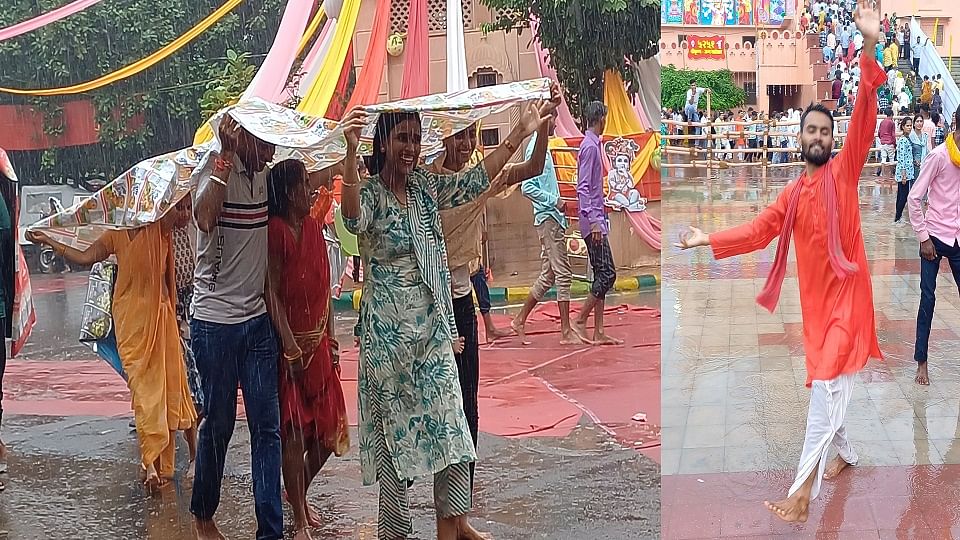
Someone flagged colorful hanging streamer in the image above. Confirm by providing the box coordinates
[195,1,326,144]
[446,0,468,92]
[400,0,430,98]
[297,0,362,117]
[0,0,104,43]
[344,0,393,110]
[242,0,317,104]
[0,0,243,96]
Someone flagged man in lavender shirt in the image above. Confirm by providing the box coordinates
[574,101,622,345]
[908,108,960,386]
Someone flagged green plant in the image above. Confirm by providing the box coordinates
[199,49,257,120]
[479,0,660,121]
[0,0,284,185]
[661,66,746,111]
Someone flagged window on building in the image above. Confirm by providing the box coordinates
[744,82,758,105]
[481,128,500,147]
[678,34,686,45]
[742,36,756,47]
[475,69,499,88]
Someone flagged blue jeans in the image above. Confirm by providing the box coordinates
[189,313,282,540]
[915,237,960,363]
[471,266,492,315]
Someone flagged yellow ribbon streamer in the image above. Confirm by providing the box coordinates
[0,0,243,96]
[296,0,362,117]
[297,5,327,57]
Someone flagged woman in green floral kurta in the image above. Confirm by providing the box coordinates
[340,104,549,539]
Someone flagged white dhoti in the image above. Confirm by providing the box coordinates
[788,372,859,501]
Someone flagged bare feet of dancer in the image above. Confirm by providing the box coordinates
[763,494,810,523]
[822,455,852,480]
[571,319,591,344]
[764,460,817,523]
[0,440,8,474]
[916,361,930,385]
[486,324,511,341]
[195,518,226,540]
[185,459,196,482]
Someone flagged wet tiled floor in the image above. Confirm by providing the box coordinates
[662,164,960,538]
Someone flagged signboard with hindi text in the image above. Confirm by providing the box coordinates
[687,36,726,60]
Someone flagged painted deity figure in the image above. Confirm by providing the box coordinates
[603,138,645,212]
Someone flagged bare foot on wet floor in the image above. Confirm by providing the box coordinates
[293,527,313,540]
[916,362,930,386]
[487,326,512,340]
[185,460,196,482]
[143,465,161,494]
[763,494,810,523]
[195,518,226,540]
[822,455,852,480]
[458,519,493,540]
[559,330,586,345]
[571,320,591,343]
[306,504,322,527]
[510,319,530,345]
[593,333,623,346]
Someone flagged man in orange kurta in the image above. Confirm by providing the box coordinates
[677,1,883,523]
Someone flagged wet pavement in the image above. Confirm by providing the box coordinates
[662,164,960,538]
[1,274,660,539]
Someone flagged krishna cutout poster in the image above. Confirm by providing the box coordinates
[603,137,645,213]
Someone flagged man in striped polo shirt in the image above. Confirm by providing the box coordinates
[190,115,282,540]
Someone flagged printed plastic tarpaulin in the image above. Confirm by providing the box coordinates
[29,79,552,249]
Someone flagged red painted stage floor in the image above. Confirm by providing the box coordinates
[5,300,660,462]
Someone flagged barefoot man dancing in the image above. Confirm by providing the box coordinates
[677,1,883,522]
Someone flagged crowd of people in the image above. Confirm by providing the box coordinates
[5,79,635,539]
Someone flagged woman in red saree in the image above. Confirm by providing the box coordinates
[266,159,350,540]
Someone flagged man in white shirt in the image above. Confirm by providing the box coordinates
[685,80,710,148]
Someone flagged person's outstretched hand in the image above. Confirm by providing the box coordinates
[853,0,880,45]
[675,226,710,249]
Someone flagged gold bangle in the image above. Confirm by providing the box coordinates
[341,179,360,188]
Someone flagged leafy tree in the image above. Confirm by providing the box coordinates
[0,0,285,184]
[661,66,746,112]
[479,0,660,122]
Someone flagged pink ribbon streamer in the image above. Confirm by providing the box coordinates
[400,0,430,98]
[242,0,316,103]
[0,0,104,42]
[625,210,662,251]
[530,17,582,138]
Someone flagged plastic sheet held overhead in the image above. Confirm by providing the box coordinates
[0,0,243,96]
[30,79,552,248]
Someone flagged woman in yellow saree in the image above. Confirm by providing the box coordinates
[27,200,197,491]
